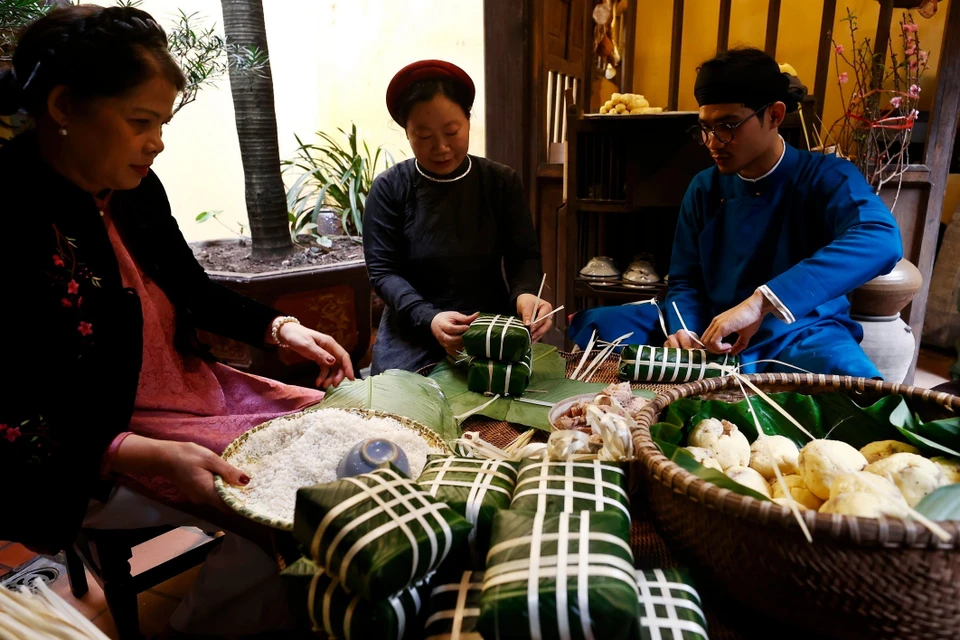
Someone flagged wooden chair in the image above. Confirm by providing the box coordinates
[65,526,222,640]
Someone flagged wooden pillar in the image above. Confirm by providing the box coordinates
[813,0,837,123]
[717,0,732,53]
[765,0,782,57]
[905,0,960,382]
[667,0,684,111]
[620,2,635,94]
[484,0,532,182]
[872,0,895,87]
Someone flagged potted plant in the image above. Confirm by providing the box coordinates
[192,122,396,383]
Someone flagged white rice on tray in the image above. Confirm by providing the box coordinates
[222,408,445,524]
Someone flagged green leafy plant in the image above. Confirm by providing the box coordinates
[1,1,267,116]
[196,210,245,238]
[283,123,396,242]
[165,8,268,114]
[0,0,51,61]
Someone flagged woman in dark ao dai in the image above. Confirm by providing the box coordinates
[364,60,553,373]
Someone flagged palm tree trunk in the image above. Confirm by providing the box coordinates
[220,0,291,260]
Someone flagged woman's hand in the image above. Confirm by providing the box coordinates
[278,323,356,389]
[431,311,479,358]
[113,435,249,508]
[516,294,553,342]
[159,442,250,506]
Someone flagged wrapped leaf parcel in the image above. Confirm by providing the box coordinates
[510,459,631,521]
[478,510,640,640]
[417,455,518,563]
[422,570,485,640]
[466,348,533,397]
[618,345,738,383]
[462,313,532,362]
[281,557,424,640]
[293,466,472,600]
[634,568,708,640]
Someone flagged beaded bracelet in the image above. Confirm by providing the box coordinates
[270,315,301,346]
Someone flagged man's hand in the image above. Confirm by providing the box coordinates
[664,330,703,349]
[700,290,772,355]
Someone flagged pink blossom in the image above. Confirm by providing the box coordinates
[4,427,21,442]
[909,84,921,96]
[52,255,64,267]
[905,45,917,56]
[909,59,918,69]
[78,321,93,337]
[77,296,83,308]
[61,297,72,308]
[835,45,844,54]
[0,424,6,433]
[839,72,849,84]
[910,109,920,119]
[67,279,79,294]
[890,96,902,108]
[903,23,918,33]
[919,50,929,64]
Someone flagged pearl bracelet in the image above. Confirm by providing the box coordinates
[270,316,300,346]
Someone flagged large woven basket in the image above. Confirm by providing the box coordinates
[632,373,960,640]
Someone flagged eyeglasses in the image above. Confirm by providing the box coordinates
[688,103,772,145]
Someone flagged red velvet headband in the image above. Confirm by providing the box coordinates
[386,60,475,126]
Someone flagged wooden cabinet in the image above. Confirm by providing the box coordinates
[554,111,712,348]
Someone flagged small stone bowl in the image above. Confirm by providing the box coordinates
[337,438,410,478]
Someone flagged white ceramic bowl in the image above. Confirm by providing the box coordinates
[580,256,621,279]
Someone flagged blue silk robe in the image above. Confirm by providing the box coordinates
[570,143,903,378]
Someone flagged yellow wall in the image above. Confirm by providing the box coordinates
[134,0,484,241]
[631,0,949,124]
[630,0,951,217]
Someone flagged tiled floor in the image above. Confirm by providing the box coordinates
[2,347,956,638]
[914,346,955,389]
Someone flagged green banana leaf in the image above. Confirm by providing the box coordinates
[653,391,960,511]
[660,392,955,452]
[914,484,960,520]
[429,343,655,431]
[913,417,960,452]
[315,369,460,443]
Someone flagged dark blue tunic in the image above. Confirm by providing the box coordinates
[570,143,903,378]
[363,155,542,374]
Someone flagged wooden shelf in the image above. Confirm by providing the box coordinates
[582,111,699,120]
[574,279,665,302]
[575,200,631,213]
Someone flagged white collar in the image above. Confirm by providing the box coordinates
[738,135,786,183]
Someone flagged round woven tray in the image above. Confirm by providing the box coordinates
[216,408,450,531]
[632,373,960,640]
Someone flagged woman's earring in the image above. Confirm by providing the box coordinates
[58,125,68,136]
